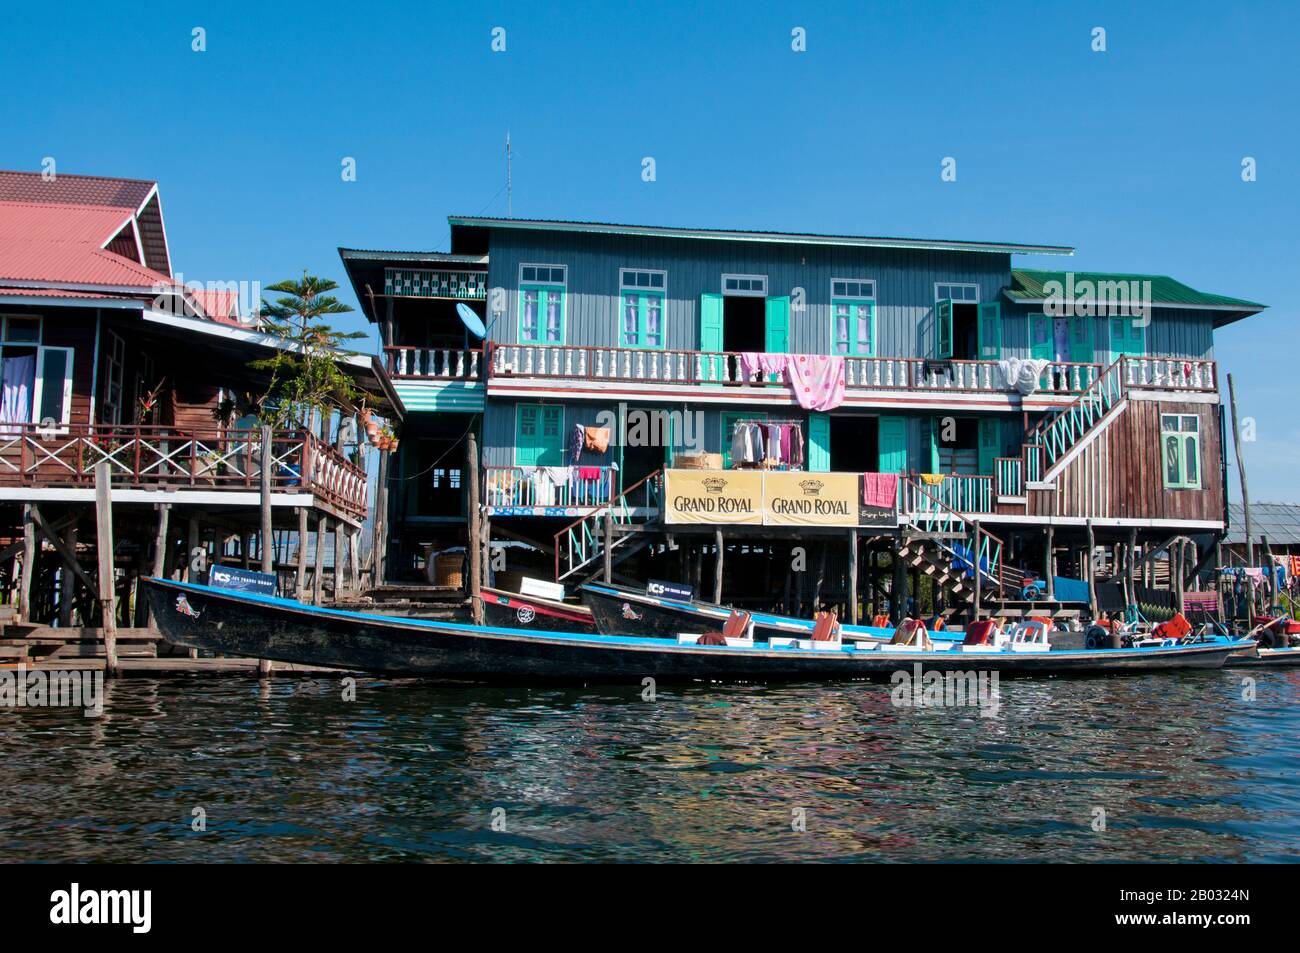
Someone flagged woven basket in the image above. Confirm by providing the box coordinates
[432,553,464,589]
[674,452,723,470]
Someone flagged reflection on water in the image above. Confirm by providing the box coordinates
[1,671,1298,862]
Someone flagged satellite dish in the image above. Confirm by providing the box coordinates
[456,303,488,339]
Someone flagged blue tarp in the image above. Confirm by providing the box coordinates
[1051,575,1090,604]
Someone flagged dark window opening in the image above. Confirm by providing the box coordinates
[952,303,979,360]
[829,415,879,472]
[416,440,465,517]
[723,296,766,353]
[937,417,979,475]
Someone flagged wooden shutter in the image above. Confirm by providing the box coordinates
[807,412,831,472]
[877,416,907,473]
[977,302,1002,359]
[936,299,954,359]
[765,296,790,353]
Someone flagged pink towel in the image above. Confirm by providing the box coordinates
[738,352,765,381]
[759,354,790,377]
[787,354,846,411]
[577,466,601,481]
[861,472,898,508]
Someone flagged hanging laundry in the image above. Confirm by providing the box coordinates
[584,427,610,453]
[577,465,601,481]
[759,354,790,378]
[738,352,765,381]
[786,355,846,411]
[861,472,899,508]
[920,473,945,486]
[569,424,584,464]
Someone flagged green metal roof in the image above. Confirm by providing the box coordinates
[1007,269,1265,313]
[448,216,1075,257]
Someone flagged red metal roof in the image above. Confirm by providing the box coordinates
[0,200,171,288]
[0,171,156,210]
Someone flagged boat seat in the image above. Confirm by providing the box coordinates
[695,631,728,646]
[888,618,933,650]
[722,610,753,639]
[963,619,1000,646]
[811,610,841,643]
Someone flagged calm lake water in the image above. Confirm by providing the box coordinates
[2,670,1298,862]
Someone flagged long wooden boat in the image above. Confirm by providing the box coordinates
[579,581,951,643]
[1224,645,1300,667]
[481,585,596,633]
[144,578,1249,681]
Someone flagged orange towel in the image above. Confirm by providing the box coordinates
[584,427,610,453]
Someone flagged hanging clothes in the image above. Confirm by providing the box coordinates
[738,352,765,381]
[569,424,584,464]
[760,354,791,377]
[0,354,35,436]
[862,472,899,508]
[787,355,846,411]
[584,427,610,453]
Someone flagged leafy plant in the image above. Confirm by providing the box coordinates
[250,272,370,430]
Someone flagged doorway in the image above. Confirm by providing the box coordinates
[951,303,978,360]
[830,415,878,472]
[723,296,766,353]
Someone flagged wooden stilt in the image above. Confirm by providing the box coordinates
[712,528,724,603]
[812,542,827,613]
[1086,519,1097,618]
[19,504,36,623]
[972,519,983,620]
[848,529,859,625]
[1227,373,1254,568]
[348,526,361,593]
[94,462,119,676]
[313,514,327,606]
[59,520,78,627]
[1127,527,1139,613]
[372,447,390,587]
[481,511,491,591]
[603,510,614,584]
[333,520,346,603]
[890,543,906,624]
[295,507,308,599]
[466,430,483,624]
[1044,525,1055,602]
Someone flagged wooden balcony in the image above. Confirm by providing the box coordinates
[0,424,368,521]
[487,344,1105,396]
[385,346,481,379]
[484,465,615,513]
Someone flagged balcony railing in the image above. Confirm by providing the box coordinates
[487,344,1103,396]
[1120,356,1216,391]
[0,424,368,520]
[484,465,615,510]
[385,347,481,379]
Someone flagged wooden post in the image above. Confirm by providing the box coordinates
[18,504,36,623]
[1227,373,1254,568]
[481,511,491,590]
[1262,534,1277,611]
[145,503,170,628]
[59,520,78,627]
[890,545,907,624]
[1044,525,1055,602]
[1174,539,1186,615]
[972,519,983,621]
[812,542,827,612]
[1127,527,1139,612]
[1086,519,1097,618]
[348,526,361,593]
[259,425,274,574]
[295,508,308,599]
[603,510,614,584]
[848,529,859,625]
[334,520,346,603]
[184,515,200,582]
[372,446,389,587]
[94,463,118,676]
[712,528,724,603]
[466,430,483,624]
[313,514,327,606]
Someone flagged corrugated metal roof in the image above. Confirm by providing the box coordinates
[448,216,1075,256]
[339,247,488,265]
[0,200,171,288]
[1226,503,1300,546]
[0,171,156,210]
[1007,269,1265,311]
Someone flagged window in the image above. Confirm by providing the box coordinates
[830,278,876,356]
[934,283,979,304]
[0,316,73,432]
[515,404,565,467]
[518,264,566,344]
[1161,414,1201,489]
[103,330,126,424]
[1109,315,1146,362]
[432,468,462,489]
[722,274,767,297]
[619,269,667,348]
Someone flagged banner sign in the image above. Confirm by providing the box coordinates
[209,565,278,596]
[647,579,694,602]
[663,470,763,525]
[762,471,859,526]
[663,469,866,527]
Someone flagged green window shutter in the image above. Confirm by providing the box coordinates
[765,296,790,353]
[1109,316,1146,362]
[1069,316,1093,364]
[700,293,724,351]
[1028,314,1052,360]
[919,417,940,473]
[538,406,564,465]
[977,302,1002,359]
[877,416,907,473]
[936,299,954,359]
[807,412,831,472]
[516,404,541,466]
[861,301,876,356]
[978,418,1000,476]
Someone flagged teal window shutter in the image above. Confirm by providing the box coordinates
[877,416,907,473]
[699,293,724,351]
[977,302,1002,359]
[920,417,940,473]
[1069,316,1093,363]
[936,299,954,359]
[1028,314,1051,360]
[515,404,564,466]
[807,412,831,472]
[832,300,876,355]
[765,296,790,353]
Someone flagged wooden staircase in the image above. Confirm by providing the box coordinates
[553,470,662,583]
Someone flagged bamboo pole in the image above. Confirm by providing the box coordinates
[712,528,724,603]
[372,447,389,587]
[1086,519,1097,618]
[848,529,859,625]
[94,463,118,676]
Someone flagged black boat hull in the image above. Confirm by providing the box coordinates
[145,578,1245,682]
[481,588,596,633]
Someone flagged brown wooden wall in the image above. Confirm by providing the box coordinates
[1028,397,1224,524]
[35,308,97,427]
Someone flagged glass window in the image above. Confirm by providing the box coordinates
[1160,414,1201,489]
[2,316,41,343]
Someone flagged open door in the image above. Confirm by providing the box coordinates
[807,412,830,472]
[978,418,1001,476]
[700,293,724,379]
[977,302,1001,359]
[765,296,790,353]
[936,299,954,359]
[878,416,907,473]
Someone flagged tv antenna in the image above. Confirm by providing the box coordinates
[506,131,512,217]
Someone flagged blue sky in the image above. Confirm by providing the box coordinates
[3,0,1296,500]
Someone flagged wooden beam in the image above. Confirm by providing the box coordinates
[812,542,827,612]
[94,462,119,676]
[1227,373,1253,567]
[30,505,96,595]
[184,515,200,583]
[713,528,724,604]
[372,445,390,585]
[313,514,327,606]
[1044,525,1055,601]
[973,520,983,620]
[848,529,859,625]
[59,519,79,627]
[603,510,614,584]
[334,519,346,602]
[1086,518,1097,618]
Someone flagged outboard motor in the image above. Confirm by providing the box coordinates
[1085,622,1122,650]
